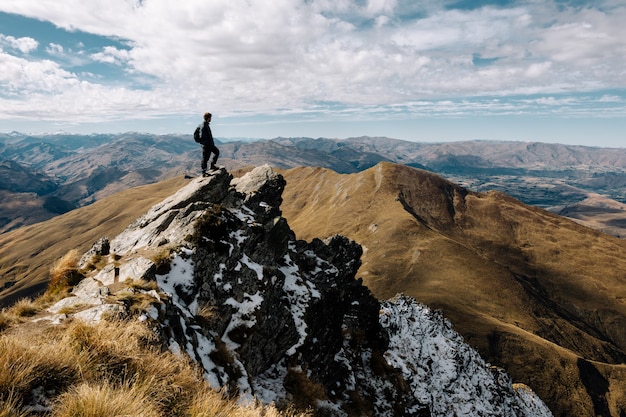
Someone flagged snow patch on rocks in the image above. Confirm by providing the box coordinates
[381,295,553,417]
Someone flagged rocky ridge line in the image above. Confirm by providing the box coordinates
[42,165,553,417]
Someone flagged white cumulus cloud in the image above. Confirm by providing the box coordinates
[46,43,64,56]
[0,34,38,53]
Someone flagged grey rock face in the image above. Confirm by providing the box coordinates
[78,236,110,269]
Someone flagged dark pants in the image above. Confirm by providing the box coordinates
[202,144,219,170]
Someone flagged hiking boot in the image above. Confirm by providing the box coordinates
[210,164,218,171]
[202,170,209,177]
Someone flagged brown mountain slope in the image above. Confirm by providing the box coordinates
[2,163,625,415]
[560,194,626,238]
[0,175,190,306]
[278,162,626,417]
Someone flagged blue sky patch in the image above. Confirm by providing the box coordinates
[472,53,500,67]
[447,0,512,11]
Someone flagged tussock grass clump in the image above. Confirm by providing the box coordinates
[10,298,40,318]
[0,300,37,332]
[62,319,157,379]
[81,254,108,272]
[111,279,164,316]
[190,205,229,248]
[151,248,173,275]
[196,304,219,327]
[126,278,159,292]
[0,298,44,332]
[46,250,85,297]
[113,289,161,316]
[0,331,82,402]
[0,298,49,332]
[186,389,240,417]
[0,311,12,332]
[51,381,161,417]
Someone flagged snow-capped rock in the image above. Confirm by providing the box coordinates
[380,295,553,416]
[69,165,552,416]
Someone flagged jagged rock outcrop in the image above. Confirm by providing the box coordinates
[50,165,553,416]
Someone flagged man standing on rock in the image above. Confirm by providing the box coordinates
[200,112,220,176]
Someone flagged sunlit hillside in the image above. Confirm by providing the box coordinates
[2,162,626,416]
[278,162,626,417]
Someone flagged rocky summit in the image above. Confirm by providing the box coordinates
[45,165,552,416]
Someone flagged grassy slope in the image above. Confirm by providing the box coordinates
[2,163,626,415]
[0,175,190,307]
[0,294,307,417]
[560,194,626,238]
[278,163,626,417]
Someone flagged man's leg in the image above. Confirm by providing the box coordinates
[202,146,210,170]
[201,146,210,174]
[210,145,220,169]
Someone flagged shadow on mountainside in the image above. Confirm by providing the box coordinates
[278,162,626,417]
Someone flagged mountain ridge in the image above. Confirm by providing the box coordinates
[277,162,626,416]
[2,162,626,415]
[1,165,552,416]
[0,175,191,306]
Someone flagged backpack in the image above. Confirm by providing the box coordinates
[193,124,203,143]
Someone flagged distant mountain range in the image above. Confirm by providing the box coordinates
[2,132,626,236]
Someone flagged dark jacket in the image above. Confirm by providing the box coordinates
[201,121,214,146]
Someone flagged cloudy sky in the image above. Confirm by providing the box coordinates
[0,0,625,146]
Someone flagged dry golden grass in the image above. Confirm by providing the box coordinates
[187,390,268,417]
[151,247,173,274]
[81,253,108,272]
[188,390,306,417]
[0,297,49,332]
[0,390,30,417]
[109,279,165,316]
[0,314,309,417]
[0,311,11,332]
[7,298,39,318]
[117,292,159,316]
[560,194,626,238]
[195,304,220,328]
[125,278,159,291]
[47,249,84,296]
[0,175,190,306]
[51,381,161,417]
[0,190,53,235]
[0,328,82,401]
